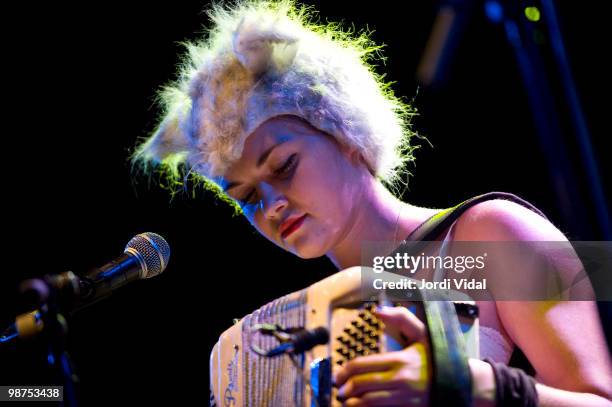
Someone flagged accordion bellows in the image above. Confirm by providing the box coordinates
[209,267,479,406]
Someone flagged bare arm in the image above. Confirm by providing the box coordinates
[456,199,612,406]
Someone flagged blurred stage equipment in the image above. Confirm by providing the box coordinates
[417,0,611,241]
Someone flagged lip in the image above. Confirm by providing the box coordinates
[279,214,307,239]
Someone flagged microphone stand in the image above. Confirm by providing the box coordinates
[18,273,81,407]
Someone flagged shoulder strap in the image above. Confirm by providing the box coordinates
[406,191,548,243]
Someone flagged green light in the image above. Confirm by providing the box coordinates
[525,6,541,22]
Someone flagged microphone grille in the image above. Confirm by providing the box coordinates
[124,232,171,278]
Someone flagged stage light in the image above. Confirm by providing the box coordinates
[524,6,541,22]
[485,1,504,23]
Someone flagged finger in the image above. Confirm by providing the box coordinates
[343,390,422,407]
[334,352,404,388]
[337,370,397,400]
[373,306,426,341]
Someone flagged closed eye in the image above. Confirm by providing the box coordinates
[239,154,298,206]
[274,153,298,176]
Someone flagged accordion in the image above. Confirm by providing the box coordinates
[210,267,479,407]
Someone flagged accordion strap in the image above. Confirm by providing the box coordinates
[422,293,472,407]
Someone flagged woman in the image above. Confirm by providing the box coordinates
[133,1,611,405]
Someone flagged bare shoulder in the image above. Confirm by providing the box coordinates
[452,200,612,397]
[452,197,568,242]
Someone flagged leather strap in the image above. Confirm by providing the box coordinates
[422,293,473,407]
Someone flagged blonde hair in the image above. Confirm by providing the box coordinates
[132,0,418,199]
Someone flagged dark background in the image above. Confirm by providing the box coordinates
[1,1,610,405]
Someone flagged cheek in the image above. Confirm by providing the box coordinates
[296,150,356,219]
[288,151,359,248]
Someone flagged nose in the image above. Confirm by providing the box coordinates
[260,182,288,220]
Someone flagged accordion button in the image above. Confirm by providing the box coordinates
[351,320,365,330]
[346,327,359,337]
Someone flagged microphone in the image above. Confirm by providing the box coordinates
[288,327,330,354]
[250,324,330,357]
[1,232,170,342]
[77,232,170,308]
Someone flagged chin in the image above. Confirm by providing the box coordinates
[287,236,330,259]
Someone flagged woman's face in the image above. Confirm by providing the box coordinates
[220,115,367,258]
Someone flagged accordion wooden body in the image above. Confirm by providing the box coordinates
[210,267,479,407]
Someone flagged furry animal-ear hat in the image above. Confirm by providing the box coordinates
[133,0,416,187]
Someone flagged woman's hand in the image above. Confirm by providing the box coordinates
[332,306,432,406]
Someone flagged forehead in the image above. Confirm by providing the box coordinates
[243,115,316,159]
[245,116,295,152]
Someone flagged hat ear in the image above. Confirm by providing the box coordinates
[135,98,193,164]
[232,15,299,76]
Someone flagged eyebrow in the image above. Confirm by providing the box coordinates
[223,139,288,192]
